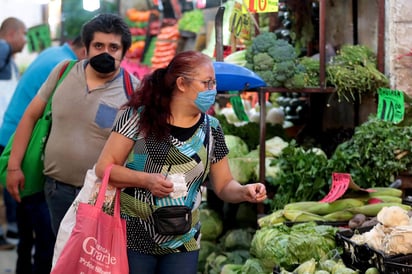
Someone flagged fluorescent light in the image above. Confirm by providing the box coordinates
[83,0,100,12]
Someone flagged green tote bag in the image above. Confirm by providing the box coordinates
[0,60,76,198]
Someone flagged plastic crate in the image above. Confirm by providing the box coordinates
[376,253,412,273]
[335,227,376,272]
[336,227,412,273]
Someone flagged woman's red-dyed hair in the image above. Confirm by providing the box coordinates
[127,50,212,140]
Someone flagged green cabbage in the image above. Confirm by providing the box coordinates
[200,208,223,241]
[228,157,258,184]
[264,136,288,157]
[222,228,254,251]
[220,264,243,274]
[241,258,270,274]
[225,135,249,158]
[198,240,217,273]
[293,258,316,274]
[250,222,338,271]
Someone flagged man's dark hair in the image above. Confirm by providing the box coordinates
[81,13,131,57]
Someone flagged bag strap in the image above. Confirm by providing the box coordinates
[122,69,134,99]
[95,164,121,218]
[42,60,77,118]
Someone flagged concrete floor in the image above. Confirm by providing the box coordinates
[0,248,16,274]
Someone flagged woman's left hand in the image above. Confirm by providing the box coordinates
[244,183,267,203]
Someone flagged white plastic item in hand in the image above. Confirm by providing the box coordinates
[167,173,187,199]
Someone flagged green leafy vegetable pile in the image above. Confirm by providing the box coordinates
[327,44,389,102]
[177,9,205,33]
[328,115,412,188]
[250,222,338,271]
[265,140,330,211]
[298,56,320,87]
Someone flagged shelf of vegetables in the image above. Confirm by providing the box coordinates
[223,35,390,191]
[218,0,389,191]
[198,1,396,273]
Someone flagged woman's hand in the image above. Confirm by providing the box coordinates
[146,173,174,198]
[243,183,267,203]
[6,169,24,202]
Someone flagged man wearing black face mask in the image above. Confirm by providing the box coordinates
[89,52,116,73]
[6,13,140,241]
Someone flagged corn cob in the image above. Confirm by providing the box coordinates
[323,210,354,221]
[284,201,331,215]
[257,210,286,228]
[327,198,365,212]
[367,187,403,197]
[348,203,411,216]
[283,209,325,222]
[367,195,402,204]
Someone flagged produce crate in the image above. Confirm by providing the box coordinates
[402,195,412,206]
[336,227,412,273]
[384,254,412,273]
[335,227,376,272]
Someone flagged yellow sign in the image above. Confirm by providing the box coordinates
[229,2,252,40]
[243,0,279,13]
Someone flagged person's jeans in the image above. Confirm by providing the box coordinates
[44,176,81,236]
[127,249,199,274]
[15,192,55,274]
[3,188,17,224]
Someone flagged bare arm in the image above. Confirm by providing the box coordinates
[208,156,267,203]
[95,132,173,197]
[6,95,47,202]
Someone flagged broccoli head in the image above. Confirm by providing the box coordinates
[253,53,275,71]
[284,72,306,89]
[245,32,304,88]
[250,32,278,54]
[257,70,282,87]
[273,60,296,83]
[245,46,254,64]
[267,39,297,63]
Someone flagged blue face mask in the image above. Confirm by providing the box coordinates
[194,89,217,113]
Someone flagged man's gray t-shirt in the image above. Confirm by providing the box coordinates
[38,60,139,187]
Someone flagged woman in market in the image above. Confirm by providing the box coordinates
[95,50,267,274]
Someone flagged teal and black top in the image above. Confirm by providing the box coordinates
[113,107,229,255]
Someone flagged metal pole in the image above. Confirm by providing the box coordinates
[319,0,326,89]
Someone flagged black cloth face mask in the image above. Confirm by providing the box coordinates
[89,53,116,73]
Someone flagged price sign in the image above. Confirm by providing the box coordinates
[377,88,404,124]
[320,172,371,203]
[245,0,279,13]
[320,173,351,203]
[229,2,252,39]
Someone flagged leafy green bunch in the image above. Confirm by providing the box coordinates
[328,115,412,188]
[326,45,389,102]
[265,140,330,210]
